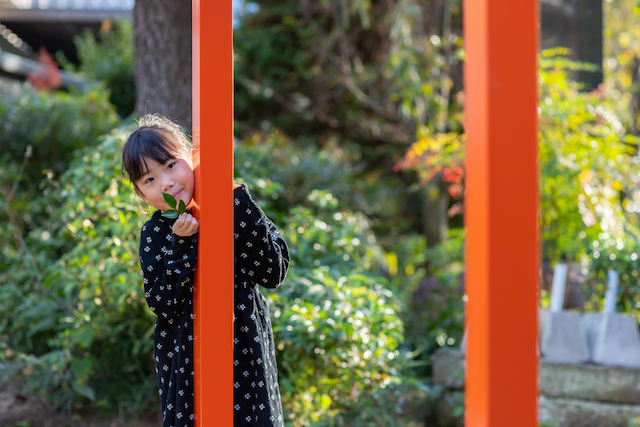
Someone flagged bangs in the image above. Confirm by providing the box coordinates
[122,128,184,185]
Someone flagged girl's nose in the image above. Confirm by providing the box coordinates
[162,177,175,192]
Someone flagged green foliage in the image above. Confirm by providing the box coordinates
[271,262,419,425]
[0,125,427,423]
[233,0,466,251]
[233,131,409,237]
[233,0,462,167]
[539,49,640,261]
[603,0,640,133]
[0,74,129,415]
[160,193,186,219]
[235,135,428,425]
[0,27,140,412]
[58,19,135,118]
[398,50,640,263]
[584,238,640,315]
[385,0,464,135]
[0,85,119,192]
[403,230,465,378]
[1,129,156,414]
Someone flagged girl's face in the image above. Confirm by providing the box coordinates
[134,152,195,211]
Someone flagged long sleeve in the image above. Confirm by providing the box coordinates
[234,184,290,289]
[139,214,198,320]
[233,185,287,426]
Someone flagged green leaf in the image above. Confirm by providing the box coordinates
[320,394,332,409]
[72,326,95,349]
[178,199,186,214]
[70,357,94,378]
[161,209,179,219]
[72,382,96,401]
[162,192,177,208]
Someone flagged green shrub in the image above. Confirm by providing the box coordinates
[233,130,410,236]
[58,19,135,118]
[0,85,119,193]
[271,209,427,426]
[272,262,416,425]
[1,127,427,424]
[407,230,465,373]
[236,138,428,425]
[1,128,155,414]
[396,50,640,264]
[538,50,640,261]
[584,238,640,314]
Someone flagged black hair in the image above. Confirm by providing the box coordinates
[122,114,191,190]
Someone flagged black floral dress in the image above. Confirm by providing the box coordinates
[138,184,289,427]
[233,184,290,426]
[140,210,198,427]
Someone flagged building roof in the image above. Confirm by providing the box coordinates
[0,0,132,23]
[0,0,132,84]
[0,0,133,11]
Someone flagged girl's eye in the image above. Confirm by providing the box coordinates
[145,177,154,184]
[168,162,177,170]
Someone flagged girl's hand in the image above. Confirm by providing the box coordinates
[172,213,199,237]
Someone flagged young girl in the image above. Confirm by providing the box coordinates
[121,115,290,427]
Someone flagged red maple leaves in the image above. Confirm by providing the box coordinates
[27,47,61,91]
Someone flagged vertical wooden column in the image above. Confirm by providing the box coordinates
[192,1,234,425]
[464,0,539,426]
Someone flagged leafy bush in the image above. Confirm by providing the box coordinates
[0,85,119,192]
[233,130,409,236]
[536,50,640,316]
[397,50,640,263]
[365,227,465,382]
[406,230,465,372]
[271,240,419,425]
[58,19,136,118]
[0,81,126,374]
[235,137,428,425]
[586,239,640,313]
[1,126,427,424]
[1,129,156,414]
[538,49,640,261]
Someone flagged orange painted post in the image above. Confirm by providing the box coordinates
[192,1,234,426]
[464,0,539,425]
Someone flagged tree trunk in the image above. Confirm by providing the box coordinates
[422,178,449,248]
[133,0,192,131]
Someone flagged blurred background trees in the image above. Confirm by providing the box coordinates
[234,0,465,247]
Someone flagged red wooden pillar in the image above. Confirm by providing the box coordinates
[192,1,234,425]
[464,0,539,426]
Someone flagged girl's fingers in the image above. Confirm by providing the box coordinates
[172,213,199,236]
[187,225,196,236]
[182,216,198,236]
[188,217,199,234]
[172,214,186,234]
[178,213,191,226]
